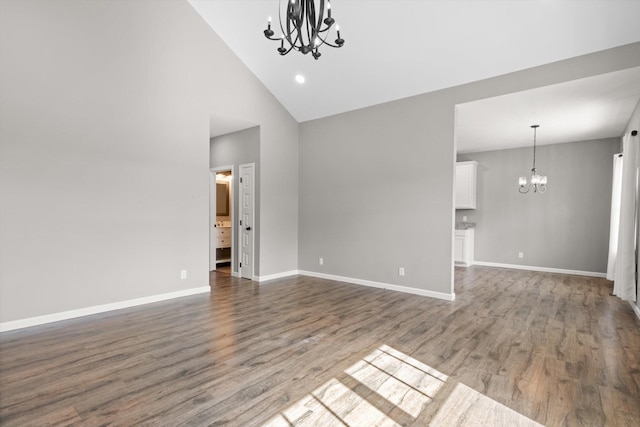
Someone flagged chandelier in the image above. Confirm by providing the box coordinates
[263,0,344,60]
[519,125,547,193]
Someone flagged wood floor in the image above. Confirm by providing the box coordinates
[1,267,639,426]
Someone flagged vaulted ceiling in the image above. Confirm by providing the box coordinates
[190,1,640,150]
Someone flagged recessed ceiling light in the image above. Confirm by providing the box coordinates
[295,74,305,84]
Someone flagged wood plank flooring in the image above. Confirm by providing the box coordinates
[1,266,639,426]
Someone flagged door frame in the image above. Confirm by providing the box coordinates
[210,166,236,275]
[239,162,255,280]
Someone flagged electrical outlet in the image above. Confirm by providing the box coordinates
[319,257,324,265]
[181,270,187,279]
[518,252,524,259]
[399,267,405,276]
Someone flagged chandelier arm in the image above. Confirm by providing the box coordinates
[291,0,302,27]
[519,184,531,194]
[306,0,313,36]
[319,38,341,48]
[314,0,324,43]
[278,1,292,43]
[299,0,309,48]
[278,28,301,55]
[282,18,302,48]
[278,0,287,35]
[312,26,343,49]
[295,26,306,48]
[294,6,307,50]
[281,31,296,49]
[310,22,335,47]
[304,3,313,49]
[277,38,297,55]
[281,15,303,51]
[286,0,305,50]
[311,29,331,47]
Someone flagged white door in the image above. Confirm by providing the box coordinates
[239,163,255,280]
[209,171,217,271]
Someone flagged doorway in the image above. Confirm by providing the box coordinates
[210,167,234,273]
[209,124,260,280]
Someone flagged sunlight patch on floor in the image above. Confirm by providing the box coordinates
[263,378,398,427]
[262,344,541,426]
[430,382,543,427]
[345,346,444,417]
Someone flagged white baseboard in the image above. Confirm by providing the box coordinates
[257,270,300,282]
[255,268,455,301]
[0,286,211,333]
[472,261,606,278]
[454,261,472,267]
[631,302,640,321]
[298,270,455,301]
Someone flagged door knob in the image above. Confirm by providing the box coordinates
[246,226,251,231]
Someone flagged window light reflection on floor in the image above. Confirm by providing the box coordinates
[430,382,543,427]
[262,344,542,426]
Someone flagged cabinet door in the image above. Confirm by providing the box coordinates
[217,236,231,248]
[454,235,465,264]
[455,162,477,209]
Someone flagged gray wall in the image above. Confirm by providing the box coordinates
[299,43,640,298]
[299,93,455,294]
[211,126,260,274]
[0,0,298,323]
[457,138,620,273]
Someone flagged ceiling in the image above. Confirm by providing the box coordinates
[456,67,640,153]
[191,0,640,149]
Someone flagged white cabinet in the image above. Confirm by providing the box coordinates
[216,227,231,248]
[455,161,478,209]
[216,226,231,263]
[454,229,474,267]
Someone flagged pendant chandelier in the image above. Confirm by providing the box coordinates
[263,0,344,60]
[519,125,547,194]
